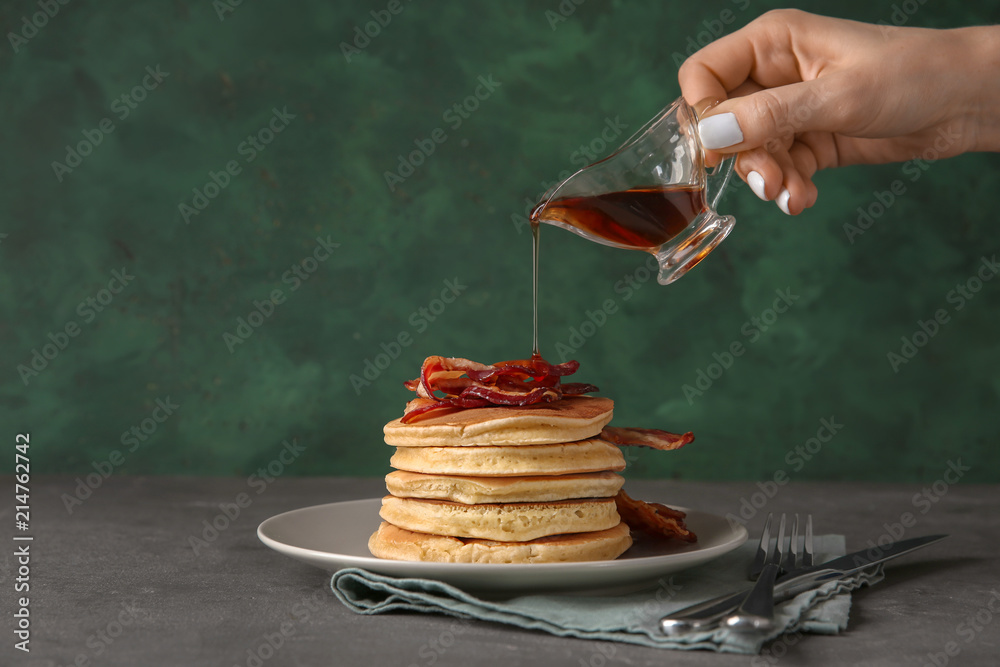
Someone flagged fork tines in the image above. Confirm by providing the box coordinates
[750,512,815,580]
[773,513,788,569]
[785,514,800,572]
[748,513,773,580]
[803,514,814,567]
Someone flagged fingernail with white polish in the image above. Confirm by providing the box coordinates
[698,113,744,150]
[747,171,767,201]
[776,188,791,215]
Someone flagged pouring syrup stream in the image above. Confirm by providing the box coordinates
[531,218,541,358]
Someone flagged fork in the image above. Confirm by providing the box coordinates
[723,513,814,633]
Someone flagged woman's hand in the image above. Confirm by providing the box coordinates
[679,9,1000,214]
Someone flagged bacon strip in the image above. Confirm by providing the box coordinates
[614,489,697,543]
[399,355,597,423]
[464,358,581,382]
[402,398,457,420]
[560,382,600,395]
[419,357,492,399]
[601,427,694,451]
[459,384,560,405]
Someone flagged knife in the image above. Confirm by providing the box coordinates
[659,534,948,635]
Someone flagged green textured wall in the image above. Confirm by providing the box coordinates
[2,0,998,482]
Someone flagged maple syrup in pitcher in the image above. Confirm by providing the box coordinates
[532,185,706,251]
[529,184,706,355]
[526,97,742,350]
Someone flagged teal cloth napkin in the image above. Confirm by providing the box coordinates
[331,535,884,654]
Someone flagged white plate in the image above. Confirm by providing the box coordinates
[258,498,747,594]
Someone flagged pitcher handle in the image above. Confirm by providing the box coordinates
[706,155,735,210]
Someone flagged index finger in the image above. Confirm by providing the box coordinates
[677,32,756,107]
[677,12,805,107]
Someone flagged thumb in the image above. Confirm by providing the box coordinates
[697,80,845,153]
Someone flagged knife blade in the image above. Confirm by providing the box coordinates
[659,533,948,635]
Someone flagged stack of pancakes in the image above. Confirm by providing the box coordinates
[368,396,635,563]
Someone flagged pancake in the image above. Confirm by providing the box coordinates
[389,439,625,476]
[385,470,625,504]
[383,396,614,447]
[379,495,620,541]
[368,521,633,563]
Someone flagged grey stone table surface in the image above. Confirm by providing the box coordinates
[4,475,999,667]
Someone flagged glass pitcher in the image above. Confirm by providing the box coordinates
[531,97,735,285]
